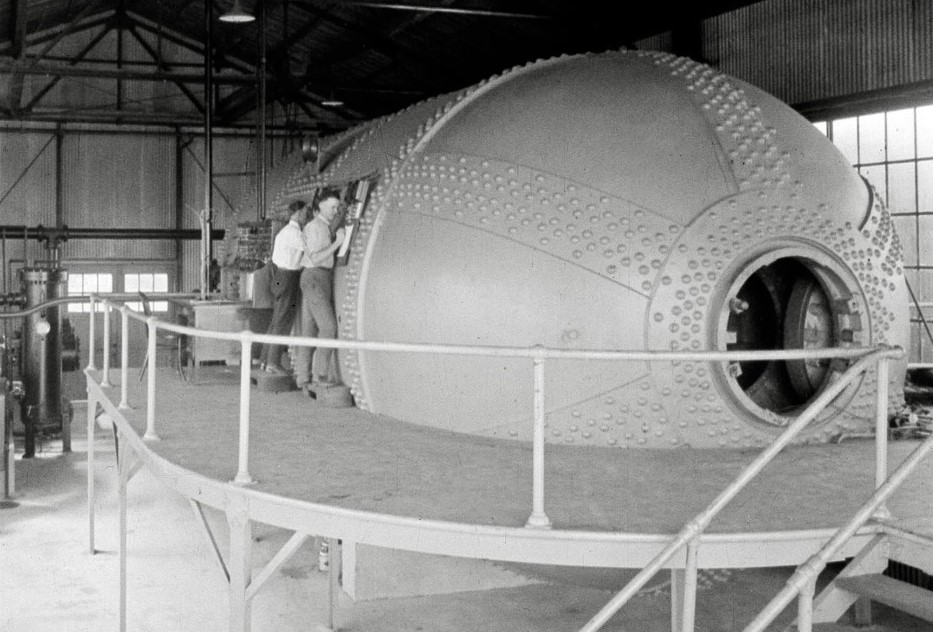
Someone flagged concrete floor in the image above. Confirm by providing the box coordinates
[3,420,933,632]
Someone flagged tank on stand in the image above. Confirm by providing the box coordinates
[20,267,67,457]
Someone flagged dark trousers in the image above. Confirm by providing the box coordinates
[259,266,301,369]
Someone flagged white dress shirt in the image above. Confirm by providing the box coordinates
[271,220,304,270]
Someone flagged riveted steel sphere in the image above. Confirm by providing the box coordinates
[274,50,908,448]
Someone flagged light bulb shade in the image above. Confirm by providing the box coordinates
[220,0,255,23]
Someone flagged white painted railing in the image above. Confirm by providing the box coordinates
[77,292,920,632]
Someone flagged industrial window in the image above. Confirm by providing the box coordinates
[814,105,933,361]
[67,273,113,313]
[124,273,169,312]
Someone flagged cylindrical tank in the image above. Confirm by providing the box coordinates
[21,267,66,432]
[270,50,909,449]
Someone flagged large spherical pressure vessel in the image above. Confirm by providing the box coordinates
[275,50,908,448]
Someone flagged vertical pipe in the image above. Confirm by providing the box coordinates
[874,356,890,516]
[5,439,13,497]
[55,126,64,231]
[202,0,214,301]
[61,403,71,453]
[175,130,185,295]
[87,295,96,371]
[234,334,253,484]
[258,1,267,220]
[525,351,551,529]
[143,320,159,441]
[101,304,112,387]
[86,390,96,554]
[118,307,130,410]
[0,387,9,502]
[681,541,699,632]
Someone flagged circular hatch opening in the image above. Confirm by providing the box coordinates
[716,249,864,427]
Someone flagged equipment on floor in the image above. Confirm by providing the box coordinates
[251,370,297,393]
[304,381,353,408]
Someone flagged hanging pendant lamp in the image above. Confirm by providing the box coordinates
[219,0,255,23]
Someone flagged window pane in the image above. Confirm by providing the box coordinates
[125,301,142,311]
[832,117,858,164]
[98,274,113,293]
[918,105,933,158]
[139,274,154,292]
[153,301,168,312]
[919,215,933,267]
[68,274,83,293]
[894,215,917,266]
[68,302,82,313]
[124,274,139,292]
[886,108,915,162]
[153,274,168,292]
[888,162,916,215]
[812,121,827,135]
[858,113,886,164]
[84,275,98,293]
[860,165,886,204]
[919,161,933,216]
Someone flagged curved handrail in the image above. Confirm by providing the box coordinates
[74,291,908,632]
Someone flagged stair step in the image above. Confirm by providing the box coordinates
[834,573,933,622]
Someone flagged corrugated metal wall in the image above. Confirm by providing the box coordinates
[0,131,56,226]
[704,0,933,106]
[62,133,176,260]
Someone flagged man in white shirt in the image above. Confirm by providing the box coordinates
[260,199,310,374]
[294,191,345,389]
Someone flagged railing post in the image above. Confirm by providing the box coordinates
[678,540,700,632]
[874,355,890,517]
[526,348,551,529]
[226,494,253,632]
[796,575,816,632]
[86,384,96,555]
[233,332,254,485]
[101,303,112,387]
[143,319,160,441]
[118,440,128,632]
[119,306,131,410]
[86,295,96,371]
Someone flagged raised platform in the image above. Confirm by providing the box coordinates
[87,368,933,569]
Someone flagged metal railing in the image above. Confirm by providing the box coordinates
[77,292,918,632]
[743,428,933,632]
